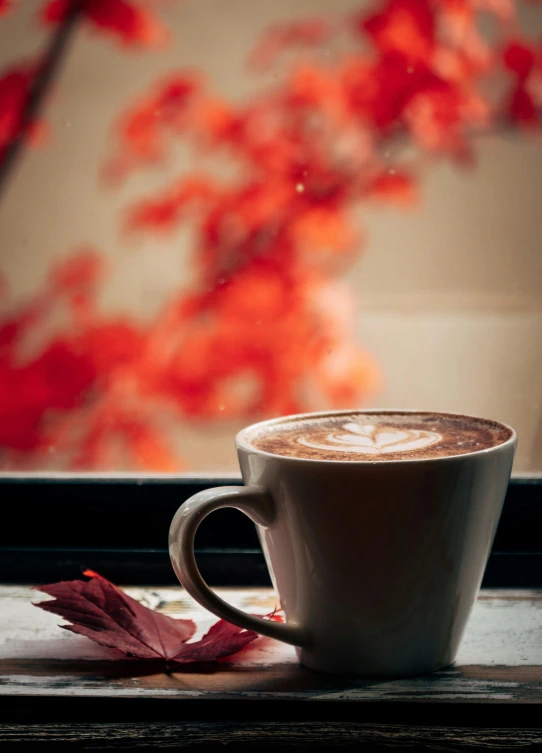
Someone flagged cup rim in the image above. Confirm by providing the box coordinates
[235,409,517,465]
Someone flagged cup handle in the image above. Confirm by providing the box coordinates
[169,486,311,647]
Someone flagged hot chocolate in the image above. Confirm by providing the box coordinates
[247,411,512,461]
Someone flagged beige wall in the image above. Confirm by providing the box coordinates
[1,0,541,471]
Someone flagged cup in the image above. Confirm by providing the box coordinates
[169,410,516,677]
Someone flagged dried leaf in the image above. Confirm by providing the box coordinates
[172,619,261,665]
[34,571,259,666]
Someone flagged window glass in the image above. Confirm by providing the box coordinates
[0,0,541,473]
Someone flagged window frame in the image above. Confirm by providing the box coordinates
[1,474,541,586]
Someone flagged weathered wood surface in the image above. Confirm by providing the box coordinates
[3,587,542,749]
[2,586,542,705]
[4,721,542,751]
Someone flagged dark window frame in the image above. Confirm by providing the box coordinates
[1,474,541,586]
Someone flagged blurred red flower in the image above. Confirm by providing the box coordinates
[41,0,169,47]
[0,0,16,17]
[0,0,539,469]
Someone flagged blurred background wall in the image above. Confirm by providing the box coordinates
[0,0,541,471]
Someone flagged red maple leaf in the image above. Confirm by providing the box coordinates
[41,0,169,48]
[169,617,267,665]
[34,571,260,666]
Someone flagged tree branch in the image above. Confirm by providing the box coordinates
[0,0,84,198]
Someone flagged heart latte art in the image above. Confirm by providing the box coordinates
[247,412,512,461]
[298,422,442,455]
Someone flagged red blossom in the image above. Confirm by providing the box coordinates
[121,422,180,472]
[368,171,418,206]
[50,248,106,293]
[501,39,542,127]
[105,74,199,180]
[0,340,96,451]
[360,0,436,63]
[0,0,539,470]
[507,86,539,127]
[405,79,490,154]
[41,0,169,48]
[503,40,537,82]
[127,176,218,233]
[250,18,335,70]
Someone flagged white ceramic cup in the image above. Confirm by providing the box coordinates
[169,410,516,677]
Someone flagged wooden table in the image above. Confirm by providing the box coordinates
[2,586,542,750]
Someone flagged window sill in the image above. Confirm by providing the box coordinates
[2,476,542,587]
[2,585,542,748]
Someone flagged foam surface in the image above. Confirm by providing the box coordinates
[248,412,512,461]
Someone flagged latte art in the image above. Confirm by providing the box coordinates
[298,422,442,455]
[247,411,512,462]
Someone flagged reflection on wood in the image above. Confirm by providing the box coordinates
[2,587,542,701]
[2,586,542,748]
